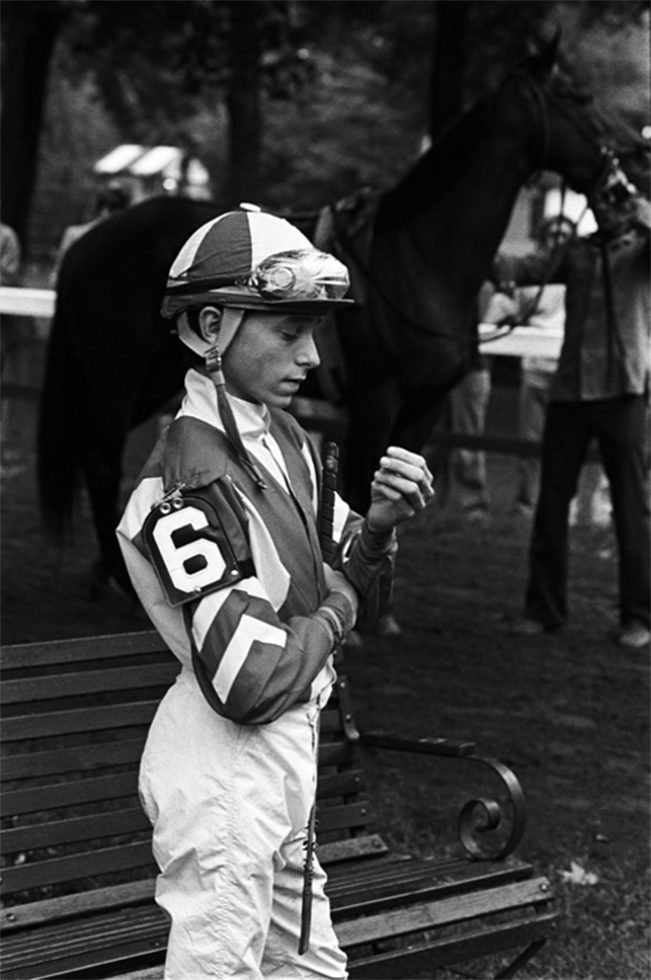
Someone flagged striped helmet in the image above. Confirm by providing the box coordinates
[161,205,353,321]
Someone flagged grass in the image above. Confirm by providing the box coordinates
[341,479,650,980]
[2,377,649,978]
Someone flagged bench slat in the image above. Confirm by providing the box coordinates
[3,664,180,704]
[336,877,553,947]
[1,632,167,669]
[2,880,156,932]
[2,904,165,962]
[1,702,159,741]
[1,840,387,933]
[328,853,530,895]
[2,841,156,892]
[317,742,356,767]
[316,768,364,800]
[3,768,365,821]
[348,913,557,979]
[316,834,389,864]
[330,858,537,918]
[312,801,373,834]
[2,807,150,852]
[3,738,354,782]
[2,773,139,817]
[4,801,375,855]
[1,740,143,780]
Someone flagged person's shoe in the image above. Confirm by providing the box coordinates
[508,617,548,636]
[465,507,490,527]
[375,613,402,637]
[618,622,650,650]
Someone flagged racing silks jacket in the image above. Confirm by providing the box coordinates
[117,374,396,726]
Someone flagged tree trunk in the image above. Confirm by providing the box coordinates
[226,0,262,203]
[429,0,471,141]
[1,1,69,250]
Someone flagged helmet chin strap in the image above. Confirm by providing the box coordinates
[176,307,245,358]
[204,336,268,492]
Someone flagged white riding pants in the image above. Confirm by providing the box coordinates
[139,669,347,979]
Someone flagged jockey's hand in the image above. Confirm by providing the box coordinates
[366,447,435,532]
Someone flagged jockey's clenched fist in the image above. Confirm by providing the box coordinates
[367,446,435,532]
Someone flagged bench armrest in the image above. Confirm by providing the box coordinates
[358,727,527,862]
[359,730,477,757]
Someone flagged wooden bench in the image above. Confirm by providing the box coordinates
[1,630,557,979]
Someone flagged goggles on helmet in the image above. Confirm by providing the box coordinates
[162,247,353,318]
[248,249,349,302]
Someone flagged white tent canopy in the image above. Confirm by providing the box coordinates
[93,144,211,199]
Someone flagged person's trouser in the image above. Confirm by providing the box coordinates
[525,395,650,630]
[139,669,348,979]
[434,367,491,514]
[516,372,551,509]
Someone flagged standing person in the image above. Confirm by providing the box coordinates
[1,220,21,285]
[116,207,434,979]
[511,215,575,516]
[494,187,650,649]
[430,282,495,525]
[0,220,27,475]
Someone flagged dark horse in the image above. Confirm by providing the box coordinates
[38,37,620,597]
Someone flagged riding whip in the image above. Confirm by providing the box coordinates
[298,440,340,956]
[319,441,339,566]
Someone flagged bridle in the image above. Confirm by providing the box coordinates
[496,68,619,203]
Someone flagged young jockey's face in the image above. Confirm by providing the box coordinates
[223,311,322,407]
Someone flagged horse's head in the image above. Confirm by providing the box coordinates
[498,33,645,209]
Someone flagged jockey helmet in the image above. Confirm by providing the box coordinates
[161,206,352,324]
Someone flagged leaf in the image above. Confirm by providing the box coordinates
[559,860,600,886]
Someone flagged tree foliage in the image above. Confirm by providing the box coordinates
[1,0,648,258]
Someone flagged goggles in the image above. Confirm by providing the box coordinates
[247,249,350,302]
[162,247,352,318]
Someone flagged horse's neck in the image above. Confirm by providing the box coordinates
[378,144,528,322]
[380,99,535,294]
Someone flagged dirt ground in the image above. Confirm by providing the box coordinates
[1,369,649,978]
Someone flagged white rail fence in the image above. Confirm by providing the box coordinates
[0,287,563,359]
[0,287,570,460]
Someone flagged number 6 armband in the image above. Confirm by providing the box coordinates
[142,494,254,607]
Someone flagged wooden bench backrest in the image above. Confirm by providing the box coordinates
[1,631,387,929]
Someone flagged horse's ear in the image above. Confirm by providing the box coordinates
[540,29,561,73]
[521,28,561,81]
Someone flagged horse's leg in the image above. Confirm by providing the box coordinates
[130,343,186,428]
[343,377,401,514]
[340,379,402,645]
[81,426,134,602]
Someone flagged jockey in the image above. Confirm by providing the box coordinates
[116,205,434,979]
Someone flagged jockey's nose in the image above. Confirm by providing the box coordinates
[296,332,320,369]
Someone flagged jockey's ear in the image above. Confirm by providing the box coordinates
[197,307,223,345]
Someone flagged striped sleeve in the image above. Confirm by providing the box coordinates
[330,494,397,605]
[185,573,354,724]
[118,472,356,726]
